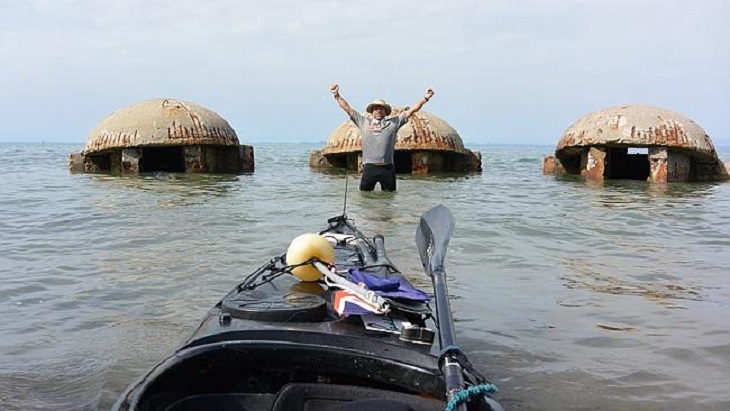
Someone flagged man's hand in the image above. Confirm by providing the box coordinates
[424,87,435,100]
[330,83,354,116]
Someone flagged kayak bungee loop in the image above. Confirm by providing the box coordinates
[444,383,500,411]
[237,255,322,291]
[236,256,283,290]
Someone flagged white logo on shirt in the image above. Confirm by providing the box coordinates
[367,119,388,134]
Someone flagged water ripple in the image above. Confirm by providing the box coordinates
[1,143,729,410]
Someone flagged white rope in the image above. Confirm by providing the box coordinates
[313,262,390,314]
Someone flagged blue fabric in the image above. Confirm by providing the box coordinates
[347,269,430,301]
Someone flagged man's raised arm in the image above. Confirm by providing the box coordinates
[330,83,356,118]
[404,87,435,119]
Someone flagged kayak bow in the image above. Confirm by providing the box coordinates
[113,207,502,411]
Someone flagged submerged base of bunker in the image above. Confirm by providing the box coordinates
[310,148,482,174]
[69,145,254,174]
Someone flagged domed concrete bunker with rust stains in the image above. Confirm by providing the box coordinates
[69,98,254,174]
[543,104,729,183]
[310,108,482,174]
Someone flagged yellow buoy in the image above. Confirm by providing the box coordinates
[286,233,335,281]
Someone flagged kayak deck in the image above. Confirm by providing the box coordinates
[113,214,499,410]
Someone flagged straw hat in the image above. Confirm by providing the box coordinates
[365,99,392,116]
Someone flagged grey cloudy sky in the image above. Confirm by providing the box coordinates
[1,0,728,145]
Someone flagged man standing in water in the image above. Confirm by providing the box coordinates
[330,83,435,191]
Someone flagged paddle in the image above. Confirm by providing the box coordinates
[415,205,466,409]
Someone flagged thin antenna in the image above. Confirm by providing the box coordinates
[342,170,349,217]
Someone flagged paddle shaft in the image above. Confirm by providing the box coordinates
[416,205,467,410]
[432,267,457,348]
[432,267,467,410]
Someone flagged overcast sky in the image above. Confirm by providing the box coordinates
[1,0,728,146]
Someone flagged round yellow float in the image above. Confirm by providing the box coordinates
[286,233,335,282]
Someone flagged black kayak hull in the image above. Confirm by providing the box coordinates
[113,214,500,411]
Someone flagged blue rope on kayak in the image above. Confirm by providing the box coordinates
[438,345,461,359]
[444,383,499,411]
[437,345,463,370]
[438,345,499,410]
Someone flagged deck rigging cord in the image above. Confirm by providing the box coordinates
[237,250,400,291]
[444,383,500,411]
[237,255,311,290]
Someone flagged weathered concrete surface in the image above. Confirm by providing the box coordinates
[648,148,668,183]
[84,98,239,154]
[544,104,728,182]
[122,148,141,174]
[68,153,84,172]
[311,108,481,173]
[309,150,333,168]
[543,156,566,175]
[556,104,717,159]
[582,147,606,180]
[69,98,254,174]
[467,150,482,173]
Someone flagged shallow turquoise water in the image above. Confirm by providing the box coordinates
[1,143,728,410]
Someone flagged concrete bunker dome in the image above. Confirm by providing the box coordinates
[69,98,254,174]
[310,108,482,173]
[543,104,729,182]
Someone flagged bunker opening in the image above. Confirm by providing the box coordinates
[560,154,581,175]
[394,151,413,173]
[140,147,185,173]
[605,147,650,180]
[86,154,112,173]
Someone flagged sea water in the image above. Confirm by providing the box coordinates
[1,143,728,410]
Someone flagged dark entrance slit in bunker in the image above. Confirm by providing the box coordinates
[393,151,413,173]
[326,154,357,171]
[606,147,649,180]
[141,147,185,172]
[87,154,111,172]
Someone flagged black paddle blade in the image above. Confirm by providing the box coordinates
[415,205,455,276]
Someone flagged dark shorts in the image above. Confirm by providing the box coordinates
[360,163,396,191]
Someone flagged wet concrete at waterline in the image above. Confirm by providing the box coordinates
[1,143,729,410]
